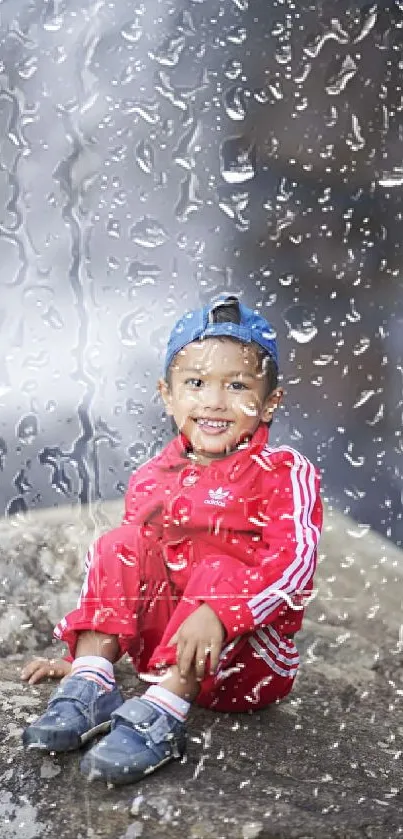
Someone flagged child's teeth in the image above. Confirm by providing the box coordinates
[198,420,228,427]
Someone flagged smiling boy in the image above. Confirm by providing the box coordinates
[22,294,323,785]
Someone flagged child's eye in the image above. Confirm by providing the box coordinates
[185,378,203,388]
[228,381,248,391]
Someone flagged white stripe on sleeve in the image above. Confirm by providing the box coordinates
[248,448,320,625]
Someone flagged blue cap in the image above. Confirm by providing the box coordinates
[164,295,278,377]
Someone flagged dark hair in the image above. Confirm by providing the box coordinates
[209,297,278,395]
[166,297,278,394]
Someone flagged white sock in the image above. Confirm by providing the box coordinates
[143,685,190,723]
[71,655,115,692]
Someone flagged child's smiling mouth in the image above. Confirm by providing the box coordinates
[193,418,233,435]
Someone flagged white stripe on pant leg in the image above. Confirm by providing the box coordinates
[248,637,299,679]
[219,636,241,660]
[249,636,299,678]
[264,622,297,651]
[259,624,299,657]
[215,636,242,676]
[257,629,300,668]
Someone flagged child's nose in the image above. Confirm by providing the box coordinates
[200,384,226,410]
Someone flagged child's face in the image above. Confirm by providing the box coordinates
[159,338,282,465]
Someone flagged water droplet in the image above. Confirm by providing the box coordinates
[353,390,375,409]
[126,400,145,417]
[0,437,7,469]
[176,9,196,35]
[17,413,39,444]
[344,442,365,467]
[127,261,161,286]
[128,441,148,464]
[223,86,247,121]
[119,310,147,346]
[175,172,203,220]
[110,145,126,163]
[121,19,143,43]
[346,114,365,151]
[347,523,370,538]
[224,59,243,81]
[278,274,294,287]
[227,26,247,45]
[155,68,208,111]
[177,234,205,258]
[107,219,120,238]
[353,4,378,43]
[283,306,318,344]
[325,55,358,96]
[220,136,256,184]
[149,34,186,67]
[108,256,120,271]
[313,354,333,367]
[135,140,154,175]
[6,496,28,516]
[275,43,292,65]
[43,15,64,32]
[18,56,38,79]
[353,337,370,356]
[303,20,349,58]
[122,99,159,125]
[366,404,384,426]
[218,188,249,228]
[324,104,338,128]
[130,217,169,248]
[294,61,312,84]
[173,114,200,170]
[231,0,249,10]
[42,305,64,330]
[378,168,403,188]
[346,300,361,323]
[14,468,32,494]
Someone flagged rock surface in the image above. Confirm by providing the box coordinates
[1,502,403,839]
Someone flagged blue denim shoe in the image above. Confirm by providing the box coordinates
[80,696,186,785]
[22,675,124,753]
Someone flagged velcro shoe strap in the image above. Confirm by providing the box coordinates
[112,698,174,745]
[48,677,101,708]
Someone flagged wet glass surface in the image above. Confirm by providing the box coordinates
[0,1,402,546]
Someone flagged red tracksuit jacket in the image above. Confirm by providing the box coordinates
[121,422,322,644]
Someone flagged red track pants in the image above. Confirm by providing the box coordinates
[54,526,298,712]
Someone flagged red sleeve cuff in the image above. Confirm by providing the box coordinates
[203,587,255,641]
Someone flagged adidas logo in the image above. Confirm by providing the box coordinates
[204,487,231,508]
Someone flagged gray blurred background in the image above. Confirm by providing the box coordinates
[0,0,402,546]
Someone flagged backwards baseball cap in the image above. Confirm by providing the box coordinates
[164,294,278,377]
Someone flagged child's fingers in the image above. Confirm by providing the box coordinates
[209,642,221,675]
[21,658,48,681]
[28,665,50,685]
[168,632,178,646]
[195,643,208,682]
[178,640,195,681]
[57,660,72,677]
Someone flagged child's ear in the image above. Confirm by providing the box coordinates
[158,378,174,416]
[261,388,283,423]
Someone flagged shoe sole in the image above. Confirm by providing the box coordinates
[81,753,178,786]
[24,720,112,753]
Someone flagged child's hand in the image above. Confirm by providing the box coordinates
[21,657,72,685]
[169,604,225,682]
